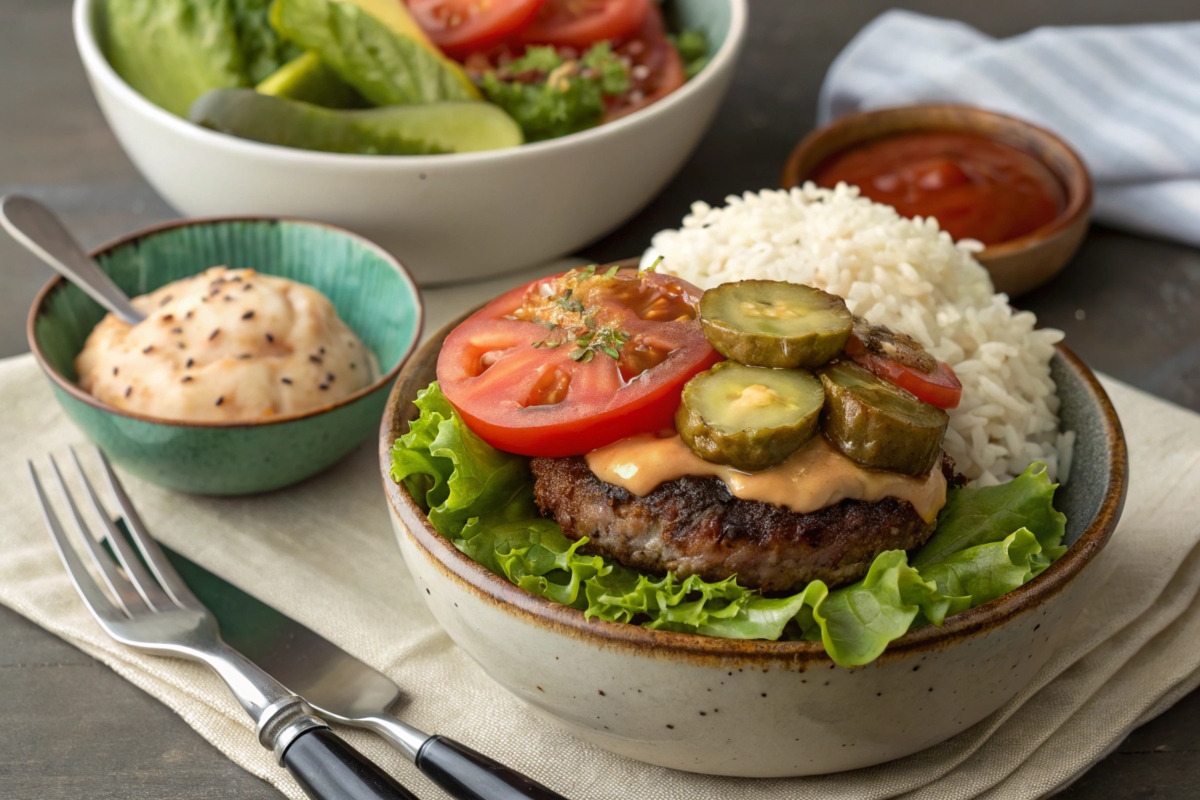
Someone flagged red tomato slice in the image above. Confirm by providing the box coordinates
[846,336,963,410]
[408,0,549,59]
[518,0,649,48]
[602,4,686,121]
[437,267,720,457]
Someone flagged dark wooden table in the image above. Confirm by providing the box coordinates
[2,1,1199,797]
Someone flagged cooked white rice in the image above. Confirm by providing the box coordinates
[643,184,1074,486]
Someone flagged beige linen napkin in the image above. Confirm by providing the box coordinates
[2,282,1199,798]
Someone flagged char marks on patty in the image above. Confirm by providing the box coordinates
[531,453,961,593]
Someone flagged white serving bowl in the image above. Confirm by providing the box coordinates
[380,311,1127,777]
[73,0,746,284]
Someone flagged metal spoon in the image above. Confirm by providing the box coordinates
[0,194,146,325]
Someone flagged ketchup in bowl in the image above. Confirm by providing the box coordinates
[812,131,1066,246]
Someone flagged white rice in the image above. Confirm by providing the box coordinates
[643,184,1074,486]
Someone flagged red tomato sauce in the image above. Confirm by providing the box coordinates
[812,132,1066,246]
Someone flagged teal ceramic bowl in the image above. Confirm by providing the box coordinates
[28,217,423,495]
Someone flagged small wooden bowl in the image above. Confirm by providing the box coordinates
[782,105,1093,297]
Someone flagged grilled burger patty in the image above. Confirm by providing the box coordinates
[531,453,961,593]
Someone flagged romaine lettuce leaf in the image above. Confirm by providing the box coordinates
[391,382,1069,667]
[270,0,477,105]
[104,0,248,117]
[230,0,303,83]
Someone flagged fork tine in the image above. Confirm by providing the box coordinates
[29,460,124,627]
[96,450,203,611]
[47,455,149,617]
[69,448,173,612]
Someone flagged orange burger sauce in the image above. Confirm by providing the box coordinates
[812,132,1066,246]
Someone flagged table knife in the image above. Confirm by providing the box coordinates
[163,547,569,800]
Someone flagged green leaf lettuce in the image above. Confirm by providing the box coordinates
[391,382,1069,667]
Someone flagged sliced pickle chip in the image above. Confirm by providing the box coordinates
[818,361,948,477]
[676,361,825,471]
[699,280,853,369]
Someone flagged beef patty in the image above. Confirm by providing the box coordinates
[531,453,961,593]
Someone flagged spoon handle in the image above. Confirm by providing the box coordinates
[0,195,147,325]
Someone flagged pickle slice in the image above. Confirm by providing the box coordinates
[819,361,948,476]
[700,281,853,369]
[676,361,825,471]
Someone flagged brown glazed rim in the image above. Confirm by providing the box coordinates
[379,289,1129,669]
[781,104,1094,260]
[27,215,424,430]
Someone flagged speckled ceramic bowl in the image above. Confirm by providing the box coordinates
[30,217,422,495]
[380,313,1126,777]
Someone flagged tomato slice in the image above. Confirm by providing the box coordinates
[846,335,963,410]
[518,0,649,48]
[602,4,686,121]
[437,267,720,457]
[408,0,549,59]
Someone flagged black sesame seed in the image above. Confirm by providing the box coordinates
[185,310,194,319]
[215,396,224,406]
[318,384,329,391]
[185,358,194,368]
[281,377,293,385]
[349,363,356,369]
[142,345,153,354]
[210,287,220,296]
[308,354,323,364]
[112,367,119,376]
[171,327,182,334]
[181,376,193,383]
[159,294,173,306]
[326,372,335,382]
[124,386,132,397]
[209,328,220,340]
[230,275,242,282]
[241,310,254,320]
[265,332,275,343]
[318,346,326,355]
[238,353,252,360]
[224,295,235,302]
[243,283,253,291]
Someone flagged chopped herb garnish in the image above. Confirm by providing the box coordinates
[643,255,664,273]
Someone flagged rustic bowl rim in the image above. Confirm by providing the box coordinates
[27,214,424,430]
[780,104,1094,261]
[379,298,1128,668]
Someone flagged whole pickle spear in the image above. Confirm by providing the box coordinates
[190,89,523,155]
[819,361,948,476]
[676,361,825,471]
[699,280,853,369]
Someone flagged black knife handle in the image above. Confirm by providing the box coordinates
[416,735,569,800]
[283,727,421,800]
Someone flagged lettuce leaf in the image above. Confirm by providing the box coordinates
[391,382,1069,667]
[913,463,1066,567]
[270,0,477,106]
[104,0,248,117]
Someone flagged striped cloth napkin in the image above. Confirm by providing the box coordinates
[818,11,1200,249]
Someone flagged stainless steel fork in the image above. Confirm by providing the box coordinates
[29,449,421,800]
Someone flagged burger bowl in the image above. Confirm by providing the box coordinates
[30,216,423,496]
[73,0,748,285]
[379,310,1126,777]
